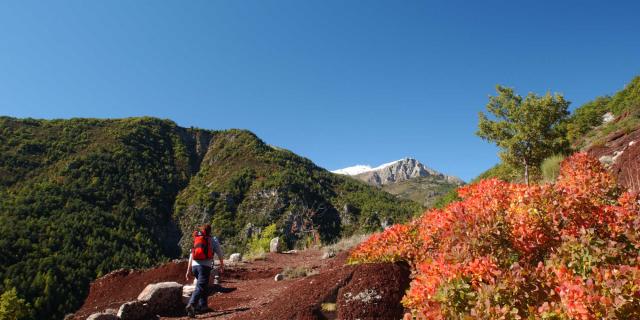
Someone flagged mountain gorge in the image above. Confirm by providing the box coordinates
[0,117,421,319]
[333,158,463,207]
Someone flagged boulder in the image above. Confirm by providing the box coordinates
[274,273,284,281]
[337,262,411,320]
[270,237,280,253]
[117,301,150,320]
[229,253,242,262]
[137,282,184,315]
[86,313,119,320]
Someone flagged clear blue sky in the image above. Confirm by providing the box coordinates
[1,1,639,181]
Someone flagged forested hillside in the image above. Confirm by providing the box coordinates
[0,117,420,319]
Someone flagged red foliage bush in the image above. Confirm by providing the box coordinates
[349,153,640,319]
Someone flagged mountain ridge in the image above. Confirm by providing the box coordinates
[333,157,464,186]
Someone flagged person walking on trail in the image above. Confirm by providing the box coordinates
[185,224,224,318]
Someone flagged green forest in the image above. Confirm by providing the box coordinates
[0,117,420,319]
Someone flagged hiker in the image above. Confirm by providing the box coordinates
[185,224,224,317]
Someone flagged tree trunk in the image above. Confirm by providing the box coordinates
[523,158,529,186]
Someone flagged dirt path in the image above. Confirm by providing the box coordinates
[169,249,336,320]
[76,249,410,320]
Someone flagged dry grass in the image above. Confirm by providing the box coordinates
[243,248,267,261]
[322,234,370,259]
[321,302,337,312]
[282,266,319,279]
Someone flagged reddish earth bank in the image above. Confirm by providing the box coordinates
[74,249,410,319]
[75,260,191,318]
[588,126,640,191]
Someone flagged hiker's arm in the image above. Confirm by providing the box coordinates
[185,252,193,281]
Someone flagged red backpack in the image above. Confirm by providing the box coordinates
[192,230,213,260]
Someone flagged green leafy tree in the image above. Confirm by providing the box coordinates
[477,86,570,184]
[0,288,30,320]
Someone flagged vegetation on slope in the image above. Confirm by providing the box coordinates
[381,176,459,208]
[172,129,421,254]
[350,153,640,319]
[569,76,640,149]
[0,117,420,319]
[0,117,207,319]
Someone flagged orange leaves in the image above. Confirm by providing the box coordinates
[348,223,418,264]
[349,153,640,318]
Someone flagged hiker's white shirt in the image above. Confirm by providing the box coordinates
[190,236,224,268]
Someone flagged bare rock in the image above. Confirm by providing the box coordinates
[229,253,242,262]
[602,112,615,124]
[270,237,280,253]
[137,282,184,315]
[117,301,150,320]
[274,273,284,281]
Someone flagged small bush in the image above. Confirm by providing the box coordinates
[246,223,279,258]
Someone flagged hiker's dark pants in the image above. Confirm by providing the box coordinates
[189,265,211,308]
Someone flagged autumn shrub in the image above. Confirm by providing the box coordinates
[350,153,640,319]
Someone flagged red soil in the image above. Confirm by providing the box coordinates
[74,249,410,320]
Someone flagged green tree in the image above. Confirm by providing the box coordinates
[477,86,570,184]
[0,288,30,320]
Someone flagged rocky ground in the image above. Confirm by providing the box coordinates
[74,249,410,320]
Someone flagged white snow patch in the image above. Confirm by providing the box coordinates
[332,165,374,175]
[332,158,409,176]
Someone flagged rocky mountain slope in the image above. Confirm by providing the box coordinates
[0,117,420,320]
[333,158,463,207]
[575,76,640,191]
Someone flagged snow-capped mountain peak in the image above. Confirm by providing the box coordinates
[332,158,463,186]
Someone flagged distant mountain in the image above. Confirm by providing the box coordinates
[333,158,464,207]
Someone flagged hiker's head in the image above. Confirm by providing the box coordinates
[201,224,211,236]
